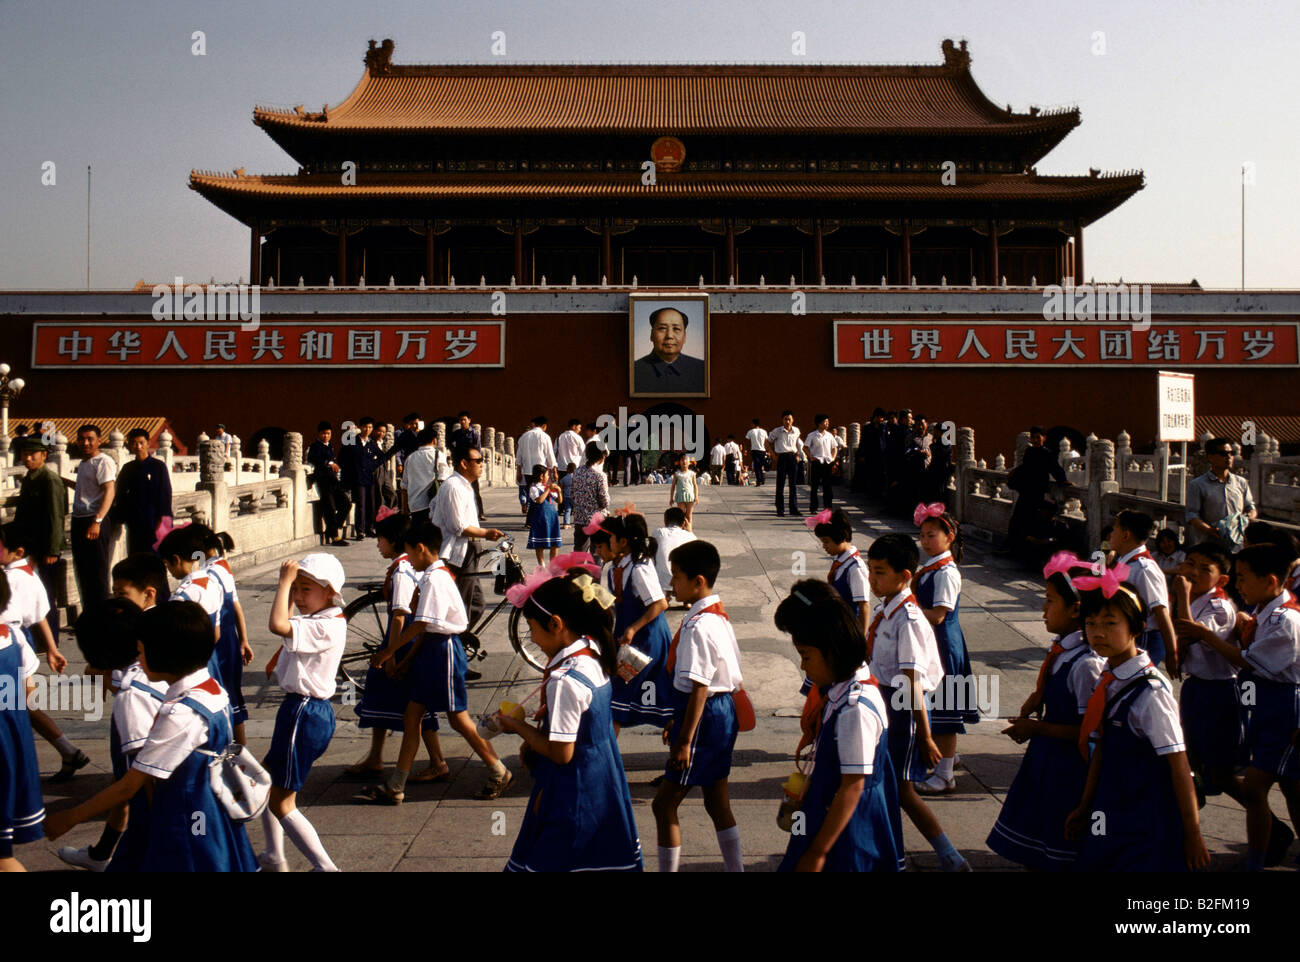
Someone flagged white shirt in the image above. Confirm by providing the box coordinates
[1050,630,1107,714]
[171,569,223,623]
[724,441,742,461]
[275,606,347,699]
[205,557,238,605]
[1117,548,1170,633]
[608,555,664,606]
[745,427,768,452]
[73,451,117,517]
[517,427,557,474]
[673,593,743,694]
[432,472,480,567]
[769,425,801,455]
[389,555,418,615]
[806,429,842,463]
[554,430,585,473]
[113,662,168,756]
[1,561,50,637]
[0,623,39,680]
[543,637,608,744]
[1181,589,1238,681]
[1242,589,1300,683]
[653,525,698,591]
[412,561,469,634]
[868,591,944,694]
[916,552,959,610]
[1098,652,1185,756]
[829,548,869,604]
[709,443,726,466]
[401,445,441,513]
[133,669,231,779]
[820,675,888,775]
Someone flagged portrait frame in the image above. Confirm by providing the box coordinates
[628,292,710,398]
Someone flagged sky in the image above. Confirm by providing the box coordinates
[1,0,1296,290]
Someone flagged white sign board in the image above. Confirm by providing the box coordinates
[1157,371,1196,442]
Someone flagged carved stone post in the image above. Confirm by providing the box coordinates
[1087,439,1118,549]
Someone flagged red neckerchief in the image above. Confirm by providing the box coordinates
[1244,591,1300,647]
[667,601,728,675]
[866,594,918,662]
[916,554,954,577]
[798,672,882,757]
[539,643,600,716]
[1078,668,1117,759]
[1034,639,1068,695]
[828,548,859,584]
[613,560,627,600]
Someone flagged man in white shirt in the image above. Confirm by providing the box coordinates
[709,441,726,485]
[767,410,804,517]
[433,442,505,632]
[516,416,557,515]
[400,427,441,525]
[806,414,844,512]
[653,507,698,598]
[745,419,769,486]
[71,424,117,604]
[555,418,585,476]
[724,436,743,485]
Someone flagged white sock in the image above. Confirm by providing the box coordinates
[657,845,681,873]
[489,758,507,777]
[935,756,955,780]
[260,809,285,862]
[281,809,337,872]
[54,735,76,756]
[716,825,744,872]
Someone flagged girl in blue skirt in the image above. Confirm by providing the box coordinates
[587,511,673,732]
[499,567,643,872]
[1066,569,1209,871]
[44,601,258,872]
[526,467,563,566]
[203,530,253,744]
[347,509,447,783]
[913,504,979,795]
[0,575,45,872]
[775,579,904,872]
[988,554,1104,870]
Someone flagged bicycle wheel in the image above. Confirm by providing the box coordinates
[339,588,386,695]
[508,606,548,673]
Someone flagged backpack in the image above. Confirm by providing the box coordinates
[183,696,272,823]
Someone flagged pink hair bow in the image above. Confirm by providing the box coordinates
[549,551,601,577]
[913,502,946,527]
[1071,562,1131,597]
[375,505,398,523]
[506,565,558,609]
[582,511,609,536]
[1042,551,1091,581]
[804,508,832,531]
[152,517,185,551]
[615,499,639,518]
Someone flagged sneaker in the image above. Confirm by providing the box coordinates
[1265,817,1295,867]
[257,851,290,872]
[57,846,109,872]
[49,749,90,783]
[914,774,957,795]
[474,768,513,800]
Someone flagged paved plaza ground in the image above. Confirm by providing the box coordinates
[23,480,1299,872]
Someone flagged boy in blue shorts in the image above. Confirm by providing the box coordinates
[652,539,745,872]
[259,552,347,872]
[359,521,511,803]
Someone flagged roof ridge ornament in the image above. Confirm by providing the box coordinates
[940,38,970,69]
[365,38,395,75]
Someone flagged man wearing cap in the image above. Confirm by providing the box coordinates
[14,437,68,638]
[433,443,505,633]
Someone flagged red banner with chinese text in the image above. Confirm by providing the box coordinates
[833,320,1299,367]
[31,321,505,369]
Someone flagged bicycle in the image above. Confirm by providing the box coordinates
[337,537,546,694]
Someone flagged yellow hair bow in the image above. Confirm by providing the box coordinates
[572,573,615,610]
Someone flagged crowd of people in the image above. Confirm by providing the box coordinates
[1,414,1297,874]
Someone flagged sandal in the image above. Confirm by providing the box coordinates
[473,768,513,800]
[339,764,386,783]
[409,763,451,783]
[354,783,404,805]
[49,749,91,783]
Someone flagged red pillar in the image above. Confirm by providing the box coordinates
[513,221,524,283]
[901,222,912,284]
[337,222,347,285]
[1073,220,1084,282]
[725,219,735,282]
[249,223,261,285]
[987,220,999,285]
[813,219,824,283]
[424,222,435,284]
[602,220,613,282]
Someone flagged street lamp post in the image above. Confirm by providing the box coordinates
[0,364,27,440]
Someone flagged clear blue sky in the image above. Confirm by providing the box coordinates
[1,0,1296,289]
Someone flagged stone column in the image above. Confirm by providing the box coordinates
[195,440,228,532]
[106,429,126,470]
[1013,431,1030,468]
[1087,439,1119,549]
[1115,430,1132,493]
[281,432,312,539]
[257,438,271,478]
[229,435,243,486]
[846,422,860,483]
[158,430,174,473]
[954,427,976,520]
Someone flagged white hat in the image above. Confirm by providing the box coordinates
[297,553,346,608]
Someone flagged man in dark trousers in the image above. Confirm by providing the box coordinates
[14,437,67,639]
[113,428,173,555]
[1002,425,1068,559]
[69,424,117,605]
[856,408,888,497]
[339,416,380,539]
[307,422,350,546]
[768,410,804,517]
